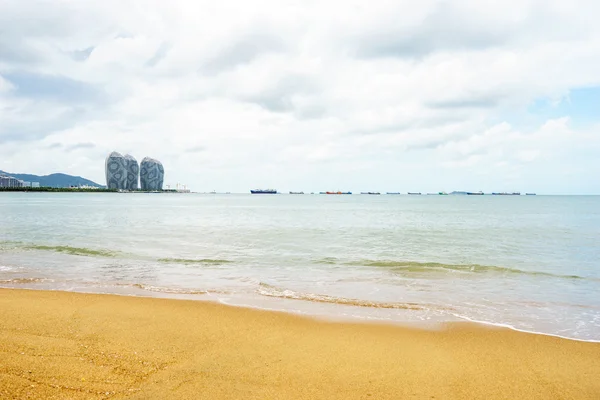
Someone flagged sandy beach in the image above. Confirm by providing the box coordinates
[0,289,599,399]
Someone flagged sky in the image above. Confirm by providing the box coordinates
[1,0,599,194]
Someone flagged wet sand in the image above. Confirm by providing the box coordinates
[1,289,599,399]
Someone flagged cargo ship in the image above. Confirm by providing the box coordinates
[492,192,521,196]
[289,191,304,194]
[250,189,277,194]
[360,192,381,195]
[467,191,484,195]
[526,193,537,196]
[325,191,352,195]
[408,192,421,195]
[386,192,401,195]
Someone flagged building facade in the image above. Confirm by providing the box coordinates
[124,154,139,191]
[105,151,128,190]
[140,157,164,191]
[0,175,24,188]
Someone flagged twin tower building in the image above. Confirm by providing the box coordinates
[105,152,164,191]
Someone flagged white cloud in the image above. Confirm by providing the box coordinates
[1,0,599,193]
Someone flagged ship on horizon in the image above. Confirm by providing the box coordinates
[325,191,352,195]
[250,189,277,194]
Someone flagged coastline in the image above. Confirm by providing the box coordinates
[1,288,599,399]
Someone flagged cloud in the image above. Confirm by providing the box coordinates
[66,142,96,151]
[0,0,599,193]
[145,42,171,67]
[184,145,207,153]
[71,47,95,62]
[353,3,510,59]
[3,72,104,103]
[200,34,285,76]
[426,93,502,109]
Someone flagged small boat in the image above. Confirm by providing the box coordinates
[251,189,277,194]
[289,191,304,194]
[408,192,421,195]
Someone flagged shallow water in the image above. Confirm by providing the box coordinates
[1,193,599,340]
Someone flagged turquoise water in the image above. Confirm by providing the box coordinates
[1,193,599,340]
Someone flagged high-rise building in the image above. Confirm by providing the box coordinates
[140,157,164,191]
[124,154,139,190]
[105,151,128,190]
[0,175,24,188]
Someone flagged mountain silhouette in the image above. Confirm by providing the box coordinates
[0,170,103,188]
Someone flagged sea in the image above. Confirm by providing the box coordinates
[1,193,599,341]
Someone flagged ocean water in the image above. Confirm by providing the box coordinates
[1,193,599,340]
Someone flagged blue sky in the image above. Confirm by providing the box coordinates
[0,0,599,194]
[528,87,600,128]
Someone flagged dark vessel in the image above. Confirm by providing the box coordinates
[526,193,537,196]
[289,191,304,194]
[251,189,277,194]
[386,192,401,195]
[467,191,484,195]
[361,192,381,195]
[408,192,421,195]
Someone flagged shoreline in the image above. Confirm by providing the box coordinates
[1,288,599,399]
[1,284,599,344]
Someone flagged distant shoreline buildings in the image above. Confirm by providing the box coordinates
[105,152,164,191]
[0,174,40,188]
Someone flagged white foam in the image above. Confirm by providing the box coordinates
[450,313,600,343]
[0,265,13,272]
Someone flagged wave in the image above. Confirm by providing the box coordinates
[344,260,588,280]
[119,283,230,295]
[3,242,235,266]
[24,245,117,258]
[257,283,448,311]
[0,278,52,284]
[0,241,22,252]
[125,283,209,295]
[158,258,232,265]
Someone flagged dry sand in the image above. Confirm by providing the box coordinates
[1,288,599,399]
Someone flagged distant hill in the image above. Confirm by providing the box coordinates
[0,170,103,188]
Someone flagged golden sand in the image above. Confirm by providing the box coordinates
[1,289,599,399]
